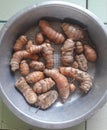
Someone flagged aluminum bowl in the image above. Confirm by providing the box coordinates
[0,1,107,129]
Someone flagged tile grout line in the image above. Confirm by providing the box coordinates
[85,121,87,130]
[0,20,7,23]
[1,100,4,129]
[1,100,3,129]
[86,0,88,9]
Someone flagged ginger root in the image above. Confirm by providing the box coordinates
[13,35,27,51]
[75,54,88,71]
[10,20,96,109]
[61,39,75,66]
[61,23,88,41]
[27,43,54,69]
[35,90,58,109]
[39,20,65,44]
[27,44,43,54]
[15,77,37,104]
[42,43,54,69]
[75,41,84,54]
[25,40,33,50]
[69,83,76,93]
[84,44,97,62]
[10,50,38,72]
[25,71,44,84]
[59,67,92,93]
[35,32,44,45]
[72,61,79,69]
[29,61,45,71]
[44,69,70,102]
[33,78,55,94]
[20,60,30,76]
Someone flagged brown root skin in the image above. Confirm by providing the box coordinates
[20,60,30,76]
[27,54,39,61]
[84,44,97,62]
[42,43,54,69]
[25,71,44,84]
[61,39,75,66]
[44,39,51,43]
[72,61,79,69]
[33,78,55,94]
[75,41,84,54]
[59,67,92,93]
[39,20,65,44]
[10,50,38,72]
[10,50,30,72]
[29,61,45,71]
[69,83,76,93]
[13,35,27,51]
[27,43,54,69]
[35,32,44,45]
[61,23,88,41]
[27,44,43,54]
[25,40,33,50]
[75,54,88,71]
[35,90,58,109]
[44,69,70,102]
[15,77,37,104]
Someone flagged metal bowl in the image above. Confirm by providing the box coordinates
[0,1,107,129]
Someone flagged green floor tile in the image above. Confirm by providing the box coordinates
[2,103,35,130]
[1,105,85,130]
[88,0,107,23]
[0,0,86,21]
[1,102,85,130]
[0,97,3,128]
[87,103,107,130]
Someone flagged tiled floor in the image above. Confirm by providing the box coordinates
[0,0,107,130]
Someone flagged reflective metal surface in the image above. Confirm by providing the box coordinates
[0,1,107,129]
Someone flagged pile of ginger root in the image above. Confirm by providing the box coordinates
[10,19,97,110]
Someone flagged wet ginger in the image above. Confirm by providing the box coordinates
[75,54,88,71]
[42,43,54,69]
[69,83,76,93]
[27,43,54,69]
[10,20,96,110]
[29,61,45,71]
[75,41,84,54]
[20,60,30,76]
[25,71,44,84]
[27,44,43,54]
[15,77,37,104]
[59,67,92,93]
[10,50,38,72]
[13,35,27,51]
[44,69,70,102]
[25,40,33,50]
[33,78,55,94]
[72,61,79,69]
[39,20,65,44]
[35,90,58,109]
[84,44,97,62]
[61,39,75,66]
[35,32,44,45]
[61,23,88,41]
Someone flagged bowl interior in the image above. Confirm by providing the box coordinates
[0,2,107,129]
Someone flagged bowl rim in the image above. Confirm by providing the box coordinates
[0,1,107,129]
